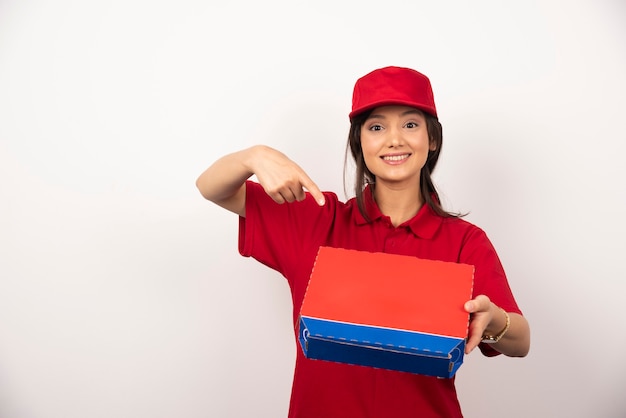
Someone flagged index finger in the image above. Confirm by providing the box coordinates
[299,173,325,206]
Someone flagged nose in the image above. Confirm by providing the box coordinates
[386,126,403,147]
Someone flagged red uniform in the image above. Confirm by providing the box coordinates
[239,181,522,418]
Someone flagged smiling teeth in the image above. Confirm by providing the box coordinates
[383,155,408,161]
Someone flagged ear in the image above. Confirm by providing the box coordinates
[429,138,437,152]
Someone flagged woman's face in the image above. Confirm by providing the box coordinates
[360,105,435,189]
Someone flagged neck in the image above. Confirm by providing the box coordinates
[373,183,424,227]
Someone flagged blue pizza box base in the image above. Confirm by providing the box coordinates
[299,316,466,378]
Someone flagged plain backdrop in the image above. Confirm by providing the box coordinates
[1,0,625,417]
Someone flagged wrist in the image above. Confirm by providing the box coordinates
[481,306,510,344]
[242,145,267,173]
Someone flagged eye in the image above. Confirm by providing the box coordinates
[368,124,383,131]
[405,122,419,129]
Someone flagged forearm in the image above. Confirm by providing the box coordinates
[485,308,530,357]
[195,146,261,215]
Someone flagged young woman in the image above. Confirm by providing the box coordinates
[196,66,530,418]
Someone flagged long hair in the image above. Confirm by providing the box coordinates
[345,109,462,220]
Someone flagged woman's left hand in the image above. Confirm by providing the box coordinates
[463,294,496,354]
[464,295,530,357]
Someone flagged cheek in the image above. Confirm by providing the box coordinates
[359,142,377,170]
[360,141,379,165]
[412,134,433,152]
[359,136,372,154]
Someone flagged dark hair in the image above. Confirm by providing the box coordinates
[345,109,463,220]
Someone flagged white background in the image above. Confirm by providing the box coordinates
[1,0,625,417]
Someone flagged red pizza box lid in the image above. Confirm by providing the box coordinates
[300,246,474,339]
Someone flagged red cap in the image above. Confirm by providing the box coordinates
[349,66,437,119]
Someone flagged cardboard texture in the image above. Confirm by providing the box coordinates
[298,246,474,378]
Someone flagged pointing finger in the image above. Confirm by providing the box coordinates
[300,174,325,206]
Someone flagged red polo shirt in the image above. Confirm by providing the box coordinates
[239,181,521,418]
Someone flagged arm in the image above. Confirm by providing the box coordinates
[464,295,530,357]
[195,145,325,217]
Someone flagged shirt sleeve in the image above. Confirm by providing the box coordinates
[238,180,336,282]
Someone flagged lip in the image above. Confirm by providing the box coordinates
[380,153,411,164]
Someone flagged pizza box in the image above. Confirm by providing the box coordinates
[298,246,474,378]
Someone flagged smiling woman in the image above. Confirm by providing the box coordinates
[346,69,450,221]
[358,106,436,225]
[2,1,625,417]
[195,65,530,418]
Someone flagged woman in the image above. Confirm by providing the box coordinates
[196,66,530,418]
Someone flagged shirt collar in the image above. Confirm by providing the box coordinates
[353,185,443,239]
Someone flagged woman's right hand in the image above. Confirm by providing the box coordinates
[250,145,325,206]
[196,145,325,217]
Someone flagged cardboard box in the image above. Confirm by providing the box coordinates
[298,246,474,378]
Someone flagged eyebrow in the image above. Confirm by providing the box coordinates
[366,109,424,120]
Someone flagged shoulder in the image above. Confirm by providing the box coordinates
[440,215,485,237]
[437,215,497,254]
[440,217,504,269]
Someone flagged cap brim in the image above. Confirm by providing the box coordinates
[349,99,437,119]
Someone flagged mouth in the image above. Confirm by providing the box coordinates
[381,154,410,162]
